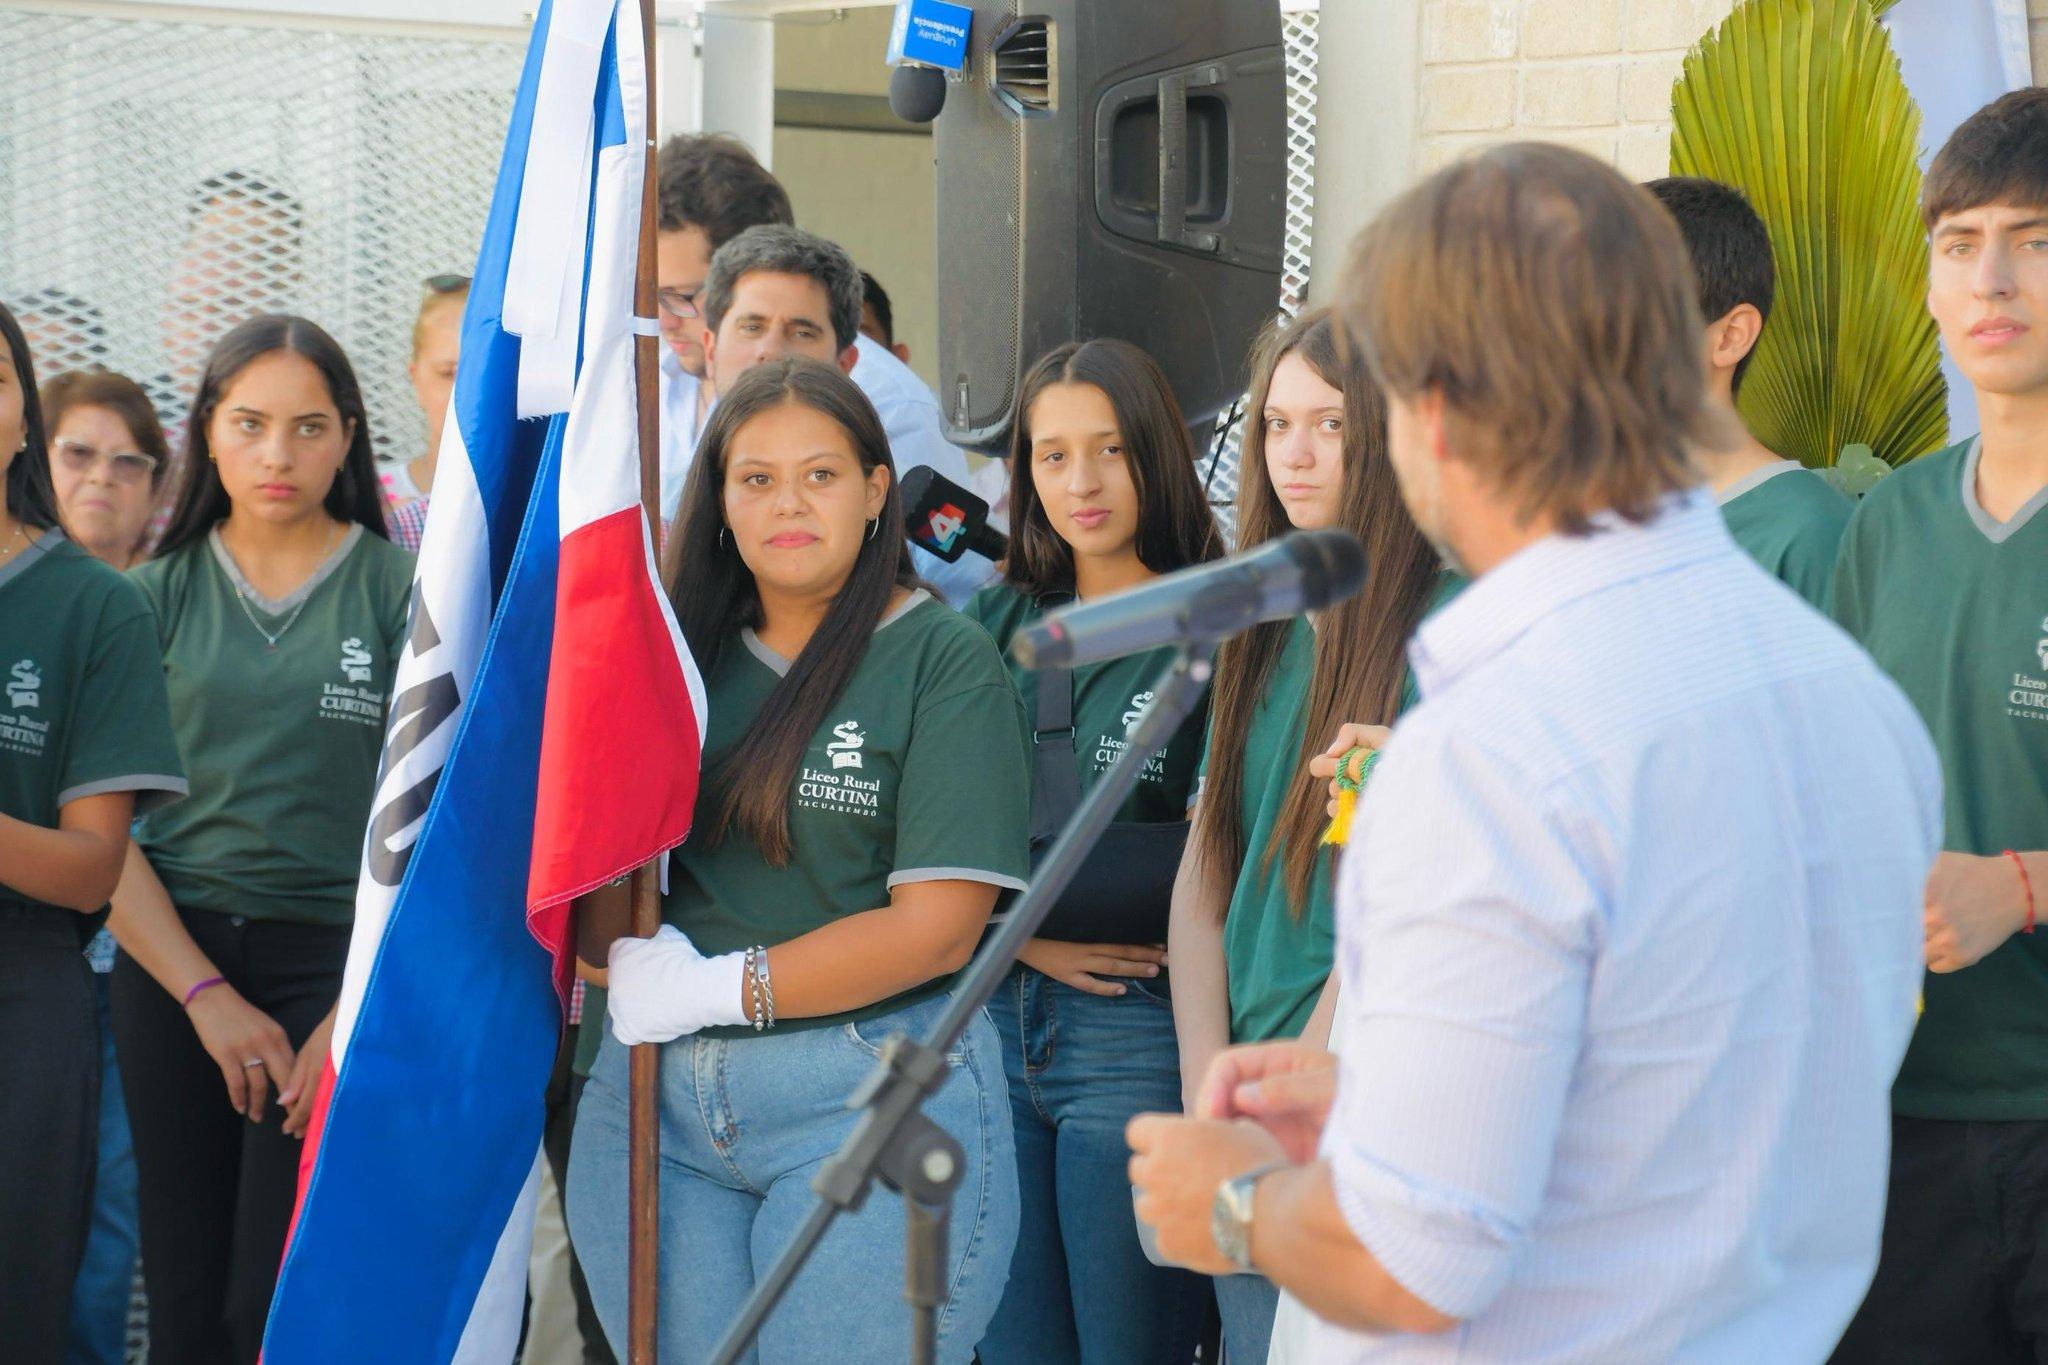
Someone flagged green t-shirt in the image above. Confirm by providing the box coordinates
[0,532,186,920]
[132,525,413,925]
[964,581,1208,824]
[663,591,1031,1036]
[1205,575,1461,1044]
[1207,617,1329,1044]
[1719,461,1853,608]
[1830,438,2048,1120]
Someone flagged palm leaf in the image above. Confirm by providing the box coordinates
[1670,0,1946,467]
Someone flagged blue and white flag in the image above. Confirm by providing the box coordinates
[263,2,701,1358]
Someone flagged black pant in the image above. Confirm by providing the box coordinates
[1834,1115,2048,1364]
[110,909,349,1365]
[0,908,98,1365]
[544,1040,616,1365]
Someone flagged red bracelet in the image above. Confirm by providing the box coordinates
[2006,851,2036,936]
[182,975,225,1009]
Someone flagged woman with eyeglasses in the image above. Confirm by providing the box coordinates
[41,367,174,1362]
[106,315,410,1365]
[380,274,468,550]
[47,370,171,572]
[0,303,185,1365]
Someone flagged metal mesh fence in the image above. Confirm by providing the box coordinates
[1203,0,1318,540]
[0,8,524,467]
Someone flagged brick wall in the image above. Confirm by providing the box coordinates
[1417,0,2048,183]
[1418,0,1736,180]
[1310,0,2048,304]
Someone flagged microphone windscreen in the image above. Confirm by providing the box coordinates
[1284,529,1370,611]
[889,64,948,124]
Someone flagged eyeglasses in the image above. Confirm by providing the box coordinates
[54,438,160,484]
[657,286,702,320]
[423,273,471,294]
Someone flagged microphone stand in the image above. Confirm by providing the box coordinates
[709,640,1220,1365]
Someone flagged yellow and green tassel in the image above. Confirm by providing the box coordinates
[1321,745,1381,847]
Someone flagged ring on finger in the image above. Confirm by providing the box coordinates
[243,1058,267,1069]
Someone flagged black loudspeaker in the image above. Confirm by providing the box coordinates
[932,1,1286,453]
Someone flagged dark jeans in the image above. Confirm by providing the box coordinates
[0,908,99,1365]
[1833,1115,2048,1364]
[979,967,1209,1365]
[110,909,349,1365]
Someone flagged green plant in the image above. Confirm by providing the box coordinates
[1670,0,1947,468]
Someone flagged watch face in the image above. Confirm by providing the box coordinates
[1212,1175,1255,1271]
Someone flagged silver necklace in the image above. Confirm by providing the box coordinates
[231,584,312,650]
[225,524,337,650]
[0,523,26,566]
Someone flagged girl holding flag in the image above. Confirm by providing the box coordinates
[1166,308,1452,1361]
[569,357,1028,1363]
[966,338,1220,1364]
[106,316,410,1365]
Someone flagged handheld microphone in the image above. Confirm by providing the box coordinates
[885,0,973,124]
[900,465,1008,564]
[1011,530,1367,669]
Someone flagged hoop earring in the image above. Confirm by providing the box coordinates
[718,525,730,549]
[865,517,878,542]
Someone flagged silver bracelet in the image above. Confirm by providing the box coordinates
[754,946,776,1030]
[745,946,766,1031]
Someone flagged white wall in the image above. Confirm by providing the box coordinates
[771,6,940,390]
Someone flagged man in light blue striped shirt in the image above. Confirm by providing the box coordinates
[1129,144,1942,1362]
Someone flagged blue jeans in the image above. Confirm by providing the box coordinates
[1214,1271,1279,1363]
[67,969,138,1365]
[566,992,1018,1364]
[978,967,1206,1364]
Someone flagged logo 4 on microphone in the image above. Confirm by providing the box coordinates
[923,501,969,555]
[898,465,1009,564]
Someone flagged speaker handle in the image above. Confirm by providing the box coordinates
[1158,64,1226,255]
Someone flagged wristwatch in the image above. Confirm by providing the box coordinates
[1212,1161,1289,1273]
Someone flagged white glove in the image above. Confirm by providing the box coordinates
[606,925,750,1045]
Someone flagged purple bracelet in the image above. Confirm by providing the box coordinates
[182,975,226,1009]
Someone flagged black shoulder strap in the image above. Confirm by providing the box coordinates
[1029,596,1084,841]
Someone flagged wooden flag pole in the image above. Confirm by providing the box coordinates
[628,0,662,1358]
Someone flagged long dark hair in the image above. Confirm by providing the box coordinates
[663,358,917,865]
[1194,309,1441,915]
[157,315,389,557]
[0,300,62,531]
[1002,339,1223,596]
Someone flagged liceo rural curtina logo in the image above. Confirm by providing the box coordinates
[827,719,867,770]
[1123,691,1154,734]
[6,659,41,709]
[340,637,375,684]
[2011,614,2048,724]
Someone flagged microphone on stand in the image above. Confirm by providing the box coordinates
[1011,529,1368,669]
[899,466,1008,564]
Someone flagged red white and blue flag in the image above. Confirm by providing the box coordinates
[264,0,704,1357]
